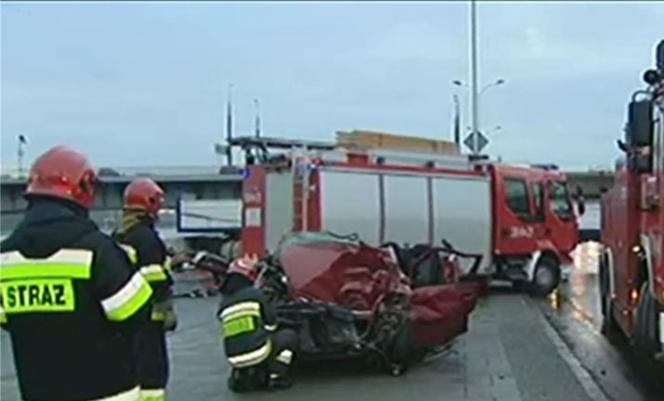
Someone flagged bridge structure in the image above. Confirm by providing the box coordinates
[0,166,613,224]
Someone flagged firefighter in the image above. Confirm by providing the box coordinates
[218,255,298,392]
[0,146,152,401]
[114,178,176,401]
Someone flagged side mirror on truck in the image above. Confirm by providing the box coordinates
[627,99,653,148]
[625,98,654,174]
[574,186,586,216]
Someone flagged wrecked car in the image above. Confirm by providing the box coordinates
[185,232,482,375]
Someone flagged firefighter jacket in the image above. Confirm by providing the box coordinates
[0,198,152,401]
[218,277,278,368]
[114,221,174,325]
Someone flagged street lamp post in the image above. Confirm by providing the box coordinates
[225,84,234,166]
[254,98,261,139]
[453,78,505,152]
[452,94,461,147]
[17,134,27,178]
[470,0,479,155]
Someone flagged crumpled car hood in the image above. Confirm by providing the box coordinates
[275,232,480,347]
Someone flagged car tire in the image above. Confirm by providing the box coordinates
[512,280,528,293]
[530,256,561,297]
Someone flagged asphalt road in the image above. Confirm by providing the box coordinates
[2,240,661,401]
[535,241,664,401]
[0,290,615,401]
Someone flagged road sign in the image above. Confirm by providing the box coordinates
[463,131,489,153]
[214,143,229,155]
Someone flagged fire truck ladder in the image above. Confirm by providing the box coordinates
[228,136,337,231]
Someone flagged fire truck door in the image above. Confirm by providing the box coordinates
[545,180,578,257]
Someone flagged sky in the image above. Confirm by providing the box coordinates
[1,1,663,171]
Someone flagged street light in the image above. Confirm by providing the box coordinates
[488,125,502,135]
[480,79,505,95]
[453,78,505,93]
[452,79,505,150]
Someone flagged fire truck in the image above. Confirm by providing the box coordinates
[599,40,664,360]
[234,136,580,296]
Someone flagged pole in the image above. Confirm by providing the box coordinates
[453,94,461,148]
[17,134,26,178]
[18,141,24,178]
[470,0,479,154]
[254,98,261,139]
[225,84,234,166]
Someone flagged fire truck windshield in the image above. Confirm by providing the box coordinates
[549,181,572,219]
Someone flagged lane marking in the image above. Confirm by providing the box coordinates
[537,309,611,401]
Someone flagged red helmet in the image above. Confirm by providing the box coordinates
[25,146,97,208]
[226,255,259,282]
[123,178,165,214]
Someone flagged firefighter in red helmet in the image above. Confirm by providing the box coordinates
[113,178,176,401]
[218,255,298,392]
[0,146,152,401]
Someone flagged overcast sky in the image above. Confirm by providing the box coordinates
[1,1,663,170]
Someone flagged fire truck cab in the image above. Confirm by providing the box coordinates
[600,40,664,359]
[235,136,579,296]
[489,163,579,292]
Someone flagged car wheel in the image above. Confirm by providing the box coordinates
[512,280,528,293]
[530,256,561,297]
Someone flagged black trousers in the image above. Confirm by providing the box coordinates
[266,328,298,378]
[135,321,169,390]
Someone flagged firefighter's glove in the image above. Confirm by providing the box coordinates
[151,299,178,332]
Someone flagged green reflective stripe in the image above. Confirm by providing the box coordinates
[222,309,260,323]
[141,396,165,401]
[139,388,165,401]
[140,265,168,282]
[0,263,90,281]
[1,279,75,313]
[223,315,256,337]
[151,310,166,321]
[119,245,138,265]
[142,272,168,282]
[220,301,261,320]
[105,276,153,322]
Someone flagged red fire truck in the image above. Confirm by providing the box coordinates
[234,136,580,295]
[599,40,664,360]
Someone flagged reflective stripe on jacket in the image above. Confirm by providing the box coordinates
[218,285,276,368]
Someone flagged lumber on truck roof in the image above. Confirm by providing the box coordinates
[336,130,459,155]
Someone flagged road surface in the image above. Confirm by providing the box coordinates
[535,241,664,401]
[2,241,662,400]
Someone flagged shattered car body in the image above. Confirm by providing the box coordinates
[256,233,482,373]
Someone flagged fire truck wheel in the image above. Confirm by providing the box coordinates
[633,281,661,360]
[599,257,620,336]
[531,256,561,297]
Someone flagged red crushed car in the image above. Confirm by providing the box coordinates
[180,232,482,375]
[256,232,482,375]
